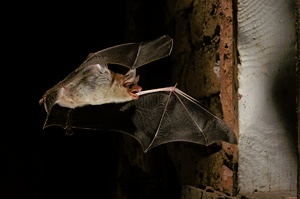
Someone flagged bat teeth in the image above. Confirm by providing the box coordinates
[130,85,142,94]
[129,85,142,99]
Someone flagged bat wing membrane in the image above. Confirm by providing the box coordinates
[126,88,237,152]
[40,35,173,111]
[80,35,173,70]
[40,35,236,152]
[43,88,237,153]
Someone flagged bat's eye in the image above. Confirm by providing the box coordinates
[124,83,135,89]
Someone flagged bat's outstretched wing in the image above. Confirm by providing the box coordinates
[43,87,237,153]
[135,88,237,152]
[39,35,173,113]
[40,35,172,97]
[82,34,173,70]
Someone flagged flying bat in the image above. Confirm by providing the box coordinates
[39,35,237,152]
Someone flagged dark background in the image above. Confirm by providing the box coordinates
[2,2,170,198]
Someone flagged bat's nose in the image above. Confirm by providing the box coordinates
[130,85,142,94]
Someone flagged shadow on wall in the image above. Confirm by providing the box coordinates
[271,57,297,156]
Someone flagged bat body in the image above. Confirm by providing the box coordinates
[40,35,237,152]
[39,35,173,112]
[54,65,141,108]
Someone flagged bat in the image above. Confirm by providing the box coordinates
[39,35,237,153]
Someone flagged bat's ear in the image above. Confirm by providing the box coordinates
[134,75,140,84]
[124,69,136,84]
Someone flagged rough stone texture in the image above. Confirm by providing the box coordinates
[181,185,233,199]
[166,0,238,196]
[181,186,298,199]
[217,0,239,194]
[166,0,221,99]
[297,0,300,198]
[218,0,239,141]
[114,0,237,198]
[237,0,297,193]
[238,191,297,199]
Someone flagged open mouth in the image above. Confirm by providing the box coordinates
[129,85,142,98]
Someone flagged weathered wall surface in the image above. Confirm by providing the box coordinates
[297,0,300,197]
[237,0,297,193]
[114,0,237,198]
[164,0,238,196]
